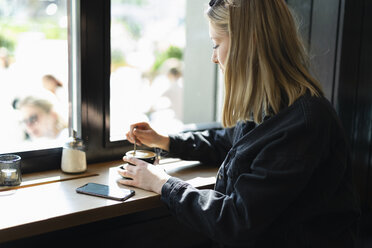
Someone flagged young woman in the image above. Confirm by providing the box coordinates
[118,0,360,247]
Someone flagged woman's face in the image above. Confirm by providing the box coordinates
[209,22,229,73]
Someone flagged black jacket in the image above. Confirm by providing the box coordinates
[161,95,360,247]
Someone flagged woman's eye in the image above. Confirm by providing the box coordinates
[213,44,220,49]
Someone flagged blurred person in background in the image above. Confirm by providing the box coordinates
[42,74,63,95]
[0,47,10,70]
[42,74,68,105]
[15,92,68,142]
[149,58,184,133]
[161,58,183,121]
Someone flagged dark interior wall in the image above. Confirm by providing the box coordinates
[359,0,372,213]
[287,0,341,101]
[287,0,372,213]
[337,0,372,212]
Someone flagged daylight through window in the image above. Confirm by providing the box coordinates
[0,0,69,153]
[110,0,217,142]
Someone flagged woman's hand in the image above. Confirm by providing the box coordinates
[126,122,170,151]
[117,156,171,194]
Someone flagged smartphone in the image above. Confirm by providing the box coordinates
[76,182,135,201]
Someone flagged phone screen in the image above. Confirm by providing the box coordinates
[76,183,135,201]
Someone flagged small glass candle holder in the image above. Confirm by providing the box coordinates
[0,154,22,186]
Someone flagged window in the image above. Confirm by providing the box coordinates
[0,0,69,153]
[109,0,219,142]
[80,0,220,163]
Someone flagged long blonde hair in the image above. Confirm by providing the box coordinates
[207,0,323,127]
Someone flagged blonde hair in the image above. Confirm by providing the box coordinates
[207,0,324,127]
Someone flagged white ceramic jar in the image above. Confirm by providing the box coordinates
[61,131,87,173]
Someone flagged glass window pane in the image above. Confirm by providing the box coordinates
[110,0,216,142]
[0,0,69,152]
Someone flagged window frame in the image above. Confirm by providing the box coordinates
[82,0,222,164]
[81,0,133,164]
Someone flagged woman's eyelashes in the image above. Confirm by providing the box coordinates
[213,44,220,49]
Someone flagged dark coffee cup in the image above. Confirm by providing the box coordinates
[120,150,157,180]
[125,150,157,164]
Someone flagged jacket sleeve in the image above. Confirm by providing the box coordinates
[161,159,318,246]
[167,127,235,165]
[160,108,347,246]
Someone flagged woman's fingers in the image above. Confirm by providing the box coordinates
[118,158,145,187]
[118,162,135,173]
[126,132,134,144]
[126,130,143,146]
[126,133,143,146]
[118,178,135,186]
[117,163,137,186]
[133,122,150,130]
[130,122,149,135]
[127,122,151,145]
[123,156,144,166]
[133,128,150,141]
[117,156,170,194]
[118,167,135,178]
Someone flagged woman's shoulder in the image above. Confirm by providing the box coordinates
[257,94,338,135]
[295,94,339,128]
[236,94,340,142]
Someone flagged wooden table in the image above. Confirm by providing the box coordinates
[0,158,218,244]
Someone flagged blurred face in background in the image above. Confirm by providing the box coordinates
[20,105,58,139]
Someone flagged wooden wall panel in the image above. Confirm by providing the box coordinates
[287,0,342,102]
[336,0,372,211]
[357,0,372,210]
[288,0,372,212]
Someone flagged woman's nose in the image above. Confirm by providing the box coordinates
[211,51,219,64]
